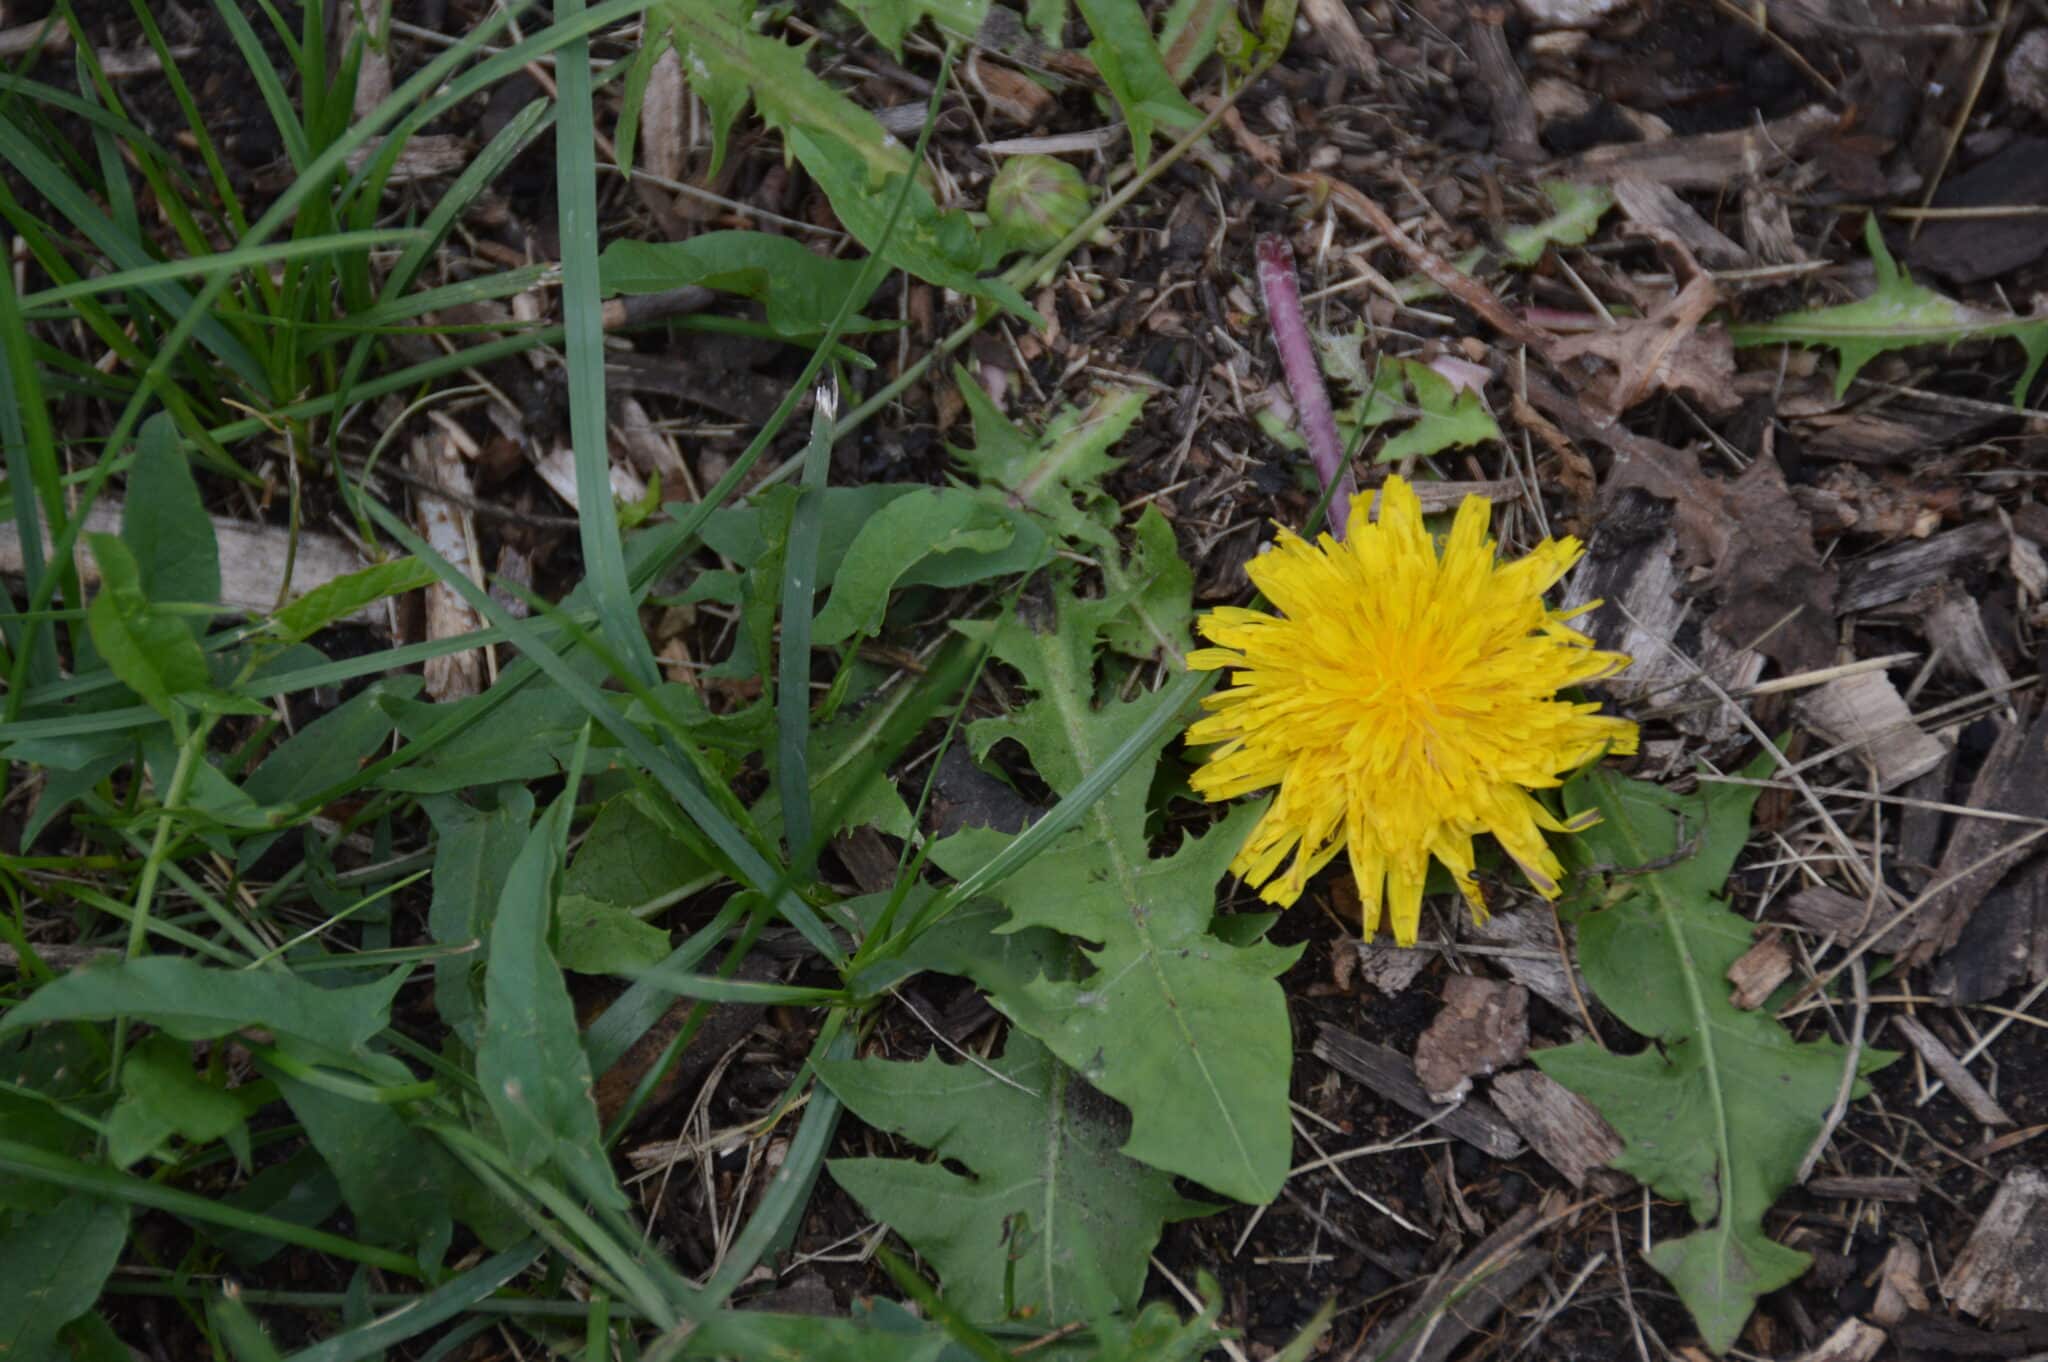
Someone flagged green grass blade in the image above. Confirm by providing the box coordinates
[19,231,424,311]
[774,389,838,868]
[212,0,312,171]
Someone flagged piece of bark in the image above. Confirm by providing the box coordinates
[1934,858,2048,1006]
[1560,105,1836,189]
[1415,977,1529,1103]
[1949,1167,2048,1317]
[1888,1015,2013,1127]
[1902,708,2048,963]
[1463,907,1595,1019]
[533,441,648,515]
[1839,521,2008,613]
[1352,939,1432,996]
[1560,521,1765,746]
[1467,10,1540,161]
[1802,404,1998,467]
[638,44,688,182]
[1807,1175,1921,1203]
[1786,884,1914,954]
[1793,1319,1887,1362]
[1905,138,2048,285]
[1796,670,1949,790]
[1313,1023,1525,1160]
[0,498,369,622]
[408,434,485,701]
[1727,929,1794,1010]
[1918,580,2015,701]
[1895,1311,2048,1359]
[1489,1067,1626,1191]
[1870,1239,1931,1327]
[1611,176,1748,267]
[1895,753,1955,887]
[1298,0,1378,83]
[1356,1201,1551,1362]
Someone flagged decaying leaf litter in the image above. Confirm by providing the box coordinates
[6,0,2048,1357]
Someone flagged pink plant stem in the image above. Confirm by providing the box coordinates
[1257,233,1356,538]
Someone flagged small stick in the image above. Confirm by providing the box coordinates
[1256,233,1356,537]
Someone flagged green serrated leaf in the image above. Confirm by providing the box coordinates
[941,582,1301,1205]
[658,3,1032,320]
[1348,359,1501,464]
[1730,215,2048,405]
[598,232,886,338]
[821,1031,1205,1324]
[0,956,404,1070]
[563,789,713,912]
[950,368,1145,549]
[270,557,438,644]
[85,532,211,717]
[476,797,626,1212]
[1534,764,1892,1354]
[812,488,1044,645]
[422,787,535,1046]
[553,893,673,974]
[1099,506,1193,661]
[1500,180,1614,266]
[0,1194,129,1362]
[834,0,990,58]
[122,412,220,618]
[1075,0,1202,172]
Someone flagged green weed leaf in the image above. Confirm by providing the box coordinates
[269,557,438,644]
[122,413,220,617]
[1500,181,1613,266]
[475,798,627,1212]
[1351,358,1501,464]
[834,0,989,56]
[598,232,886,338]
[942,584,1300,1204]
[0,956,405,1070]
[658,2,1032,319]
[108,1032,248,1170]
[821,1031,1205,1324]
[85,533,211,717]
[553,893,673,974]
[1535,765,1890,1353]
[422,787,535,1046]
[1075,0,1202,172]
[950,368,1146,551]
[1730,215,2048,404]
[0,1194,129,1362]
[812,488,1046,645]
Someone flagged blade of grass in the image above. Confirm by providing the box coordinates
[0,1136,419,1277]
[279,1242,544,1362]
[18,231,425,311]
[774,386,838,870]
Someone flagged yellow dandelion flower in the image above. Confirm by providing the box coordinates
[1185,475,1637,946]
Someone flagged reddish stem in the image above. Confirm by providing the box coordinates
[1256,232,1356,537]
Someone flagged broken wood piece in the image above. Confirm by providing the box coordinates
[1889,1015,2013,1127]
[1948,1166,2048,1316]
[1296,0,1378,84]
[408,434,486,702]
[1791,1318,1886,1362]
[1414,977,1529,1103]
[1312,1023,1525,1160]
[1806,1175,1921,1203]
[1463,907,1594,1020]
[1560,105,1835,189]
[1351,939,1431,996]
[1933,855,2048,1006]
[1916,581,2015,709]
[1360,1199,1553,1362]
[1611,177,1748,267]
[1795,669,1949,790]
[1727,928,1794,1010]
[1467,11,1539,160]
[1868,1239,1930,1327]
[0,497,370,622]
[1785,884,1915,955]
[1838,521,2008,613]
[1902,707,2048,964]
[1489,1067,1626,1191]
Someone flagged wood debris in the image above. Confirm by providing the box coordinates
[1312,1023,1525,1160]
[1791,1319,1887,1362]
[1463,907,1594,1019]
[1838,522,2008,614]
[1559,105,1836,188]
[1785,885,1914,955]
[1887,1015,2013,1128]
[1869,1240,1930,1327]
[1902,707,2048,964]
[1947,1167,2048,1317]
[1795,670,1949,791]
[1361,1198,1556,1362]
[1727,929,1794,1010]
[408,434,486,702]
[1414,977,1529,1103]
[1915,581,2015,705]
[1807,1175,1920,1203]
[0,498,370,623]
[1490,1067,1626,1191]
